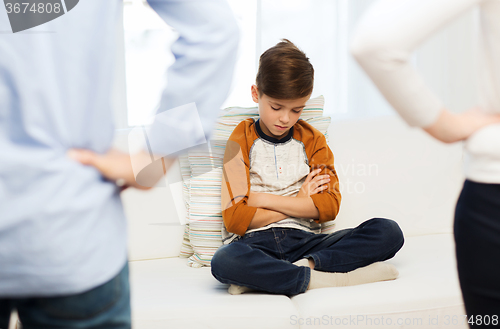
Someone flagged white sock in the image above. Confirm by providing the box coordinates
[228,284,255,295]
[308,262,399,290]
[293,258,310,268]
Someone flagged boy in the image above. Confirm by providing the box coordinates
[211,39,404,296]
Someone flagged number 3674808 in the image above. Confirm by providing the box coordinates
[5,2,62,14]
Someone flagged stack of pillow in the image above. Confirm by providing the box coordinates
[178,95,335,267]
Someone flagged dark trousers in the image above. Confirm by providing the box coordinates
[455,180,500,325]
[0,262,131,329]
[211,217,404,296]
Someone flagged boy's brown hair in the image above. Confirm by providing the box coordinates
[256,39,314,99]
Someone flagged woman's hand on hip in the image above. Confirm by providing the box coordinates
[424,107,500,143]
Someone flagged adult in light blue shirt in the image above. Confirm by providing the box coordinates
[0,0,239,327]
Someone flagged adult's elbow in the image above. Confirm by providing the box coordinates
[351,30,412,73]
[350,31,384,65]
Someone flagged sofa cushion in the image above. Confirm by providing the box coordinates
[291,233,467,328]
[129,257,300,329]
[129,233,466,329]
[121,184,185,261]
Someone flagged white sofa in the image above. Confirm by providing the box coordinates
[120,115,469,329]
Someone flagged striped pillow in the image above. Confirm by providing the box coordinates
[179,95,335,267]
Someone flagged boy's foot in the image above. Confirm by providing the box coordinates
[228,284,255,295]
[308,262,399,290]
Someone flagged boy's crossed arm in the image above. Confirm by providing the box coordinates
[246,207,289,231]
[247,169,331,229]
[222,133,341,236]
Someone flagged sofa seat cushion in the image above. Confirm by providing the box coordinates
[291,233,467,328]
[129,257,300,329]
[130,233,466,329]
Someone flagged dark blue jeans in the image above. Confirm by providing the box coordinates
[211,217,404,296]
[0,262,131,329]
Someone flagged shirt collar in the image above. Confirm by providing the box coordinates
[255,118,294,144]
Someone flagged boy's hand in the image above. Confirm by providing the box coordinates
[296,168,330,198]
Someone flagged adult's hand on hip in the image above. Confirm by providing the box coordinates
[67,148,176,191]
[459,107,500,137]
[423,107,500,144]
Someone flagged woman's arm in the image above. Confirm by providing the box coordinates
[350,0,500,142]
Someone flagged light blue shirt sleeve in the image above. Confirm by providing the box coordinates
[144,0,240,157]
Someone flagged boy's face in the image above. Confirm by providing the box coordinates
[251,85,310,140]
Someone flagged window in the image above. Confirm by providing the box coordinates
[123,0,177,126]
